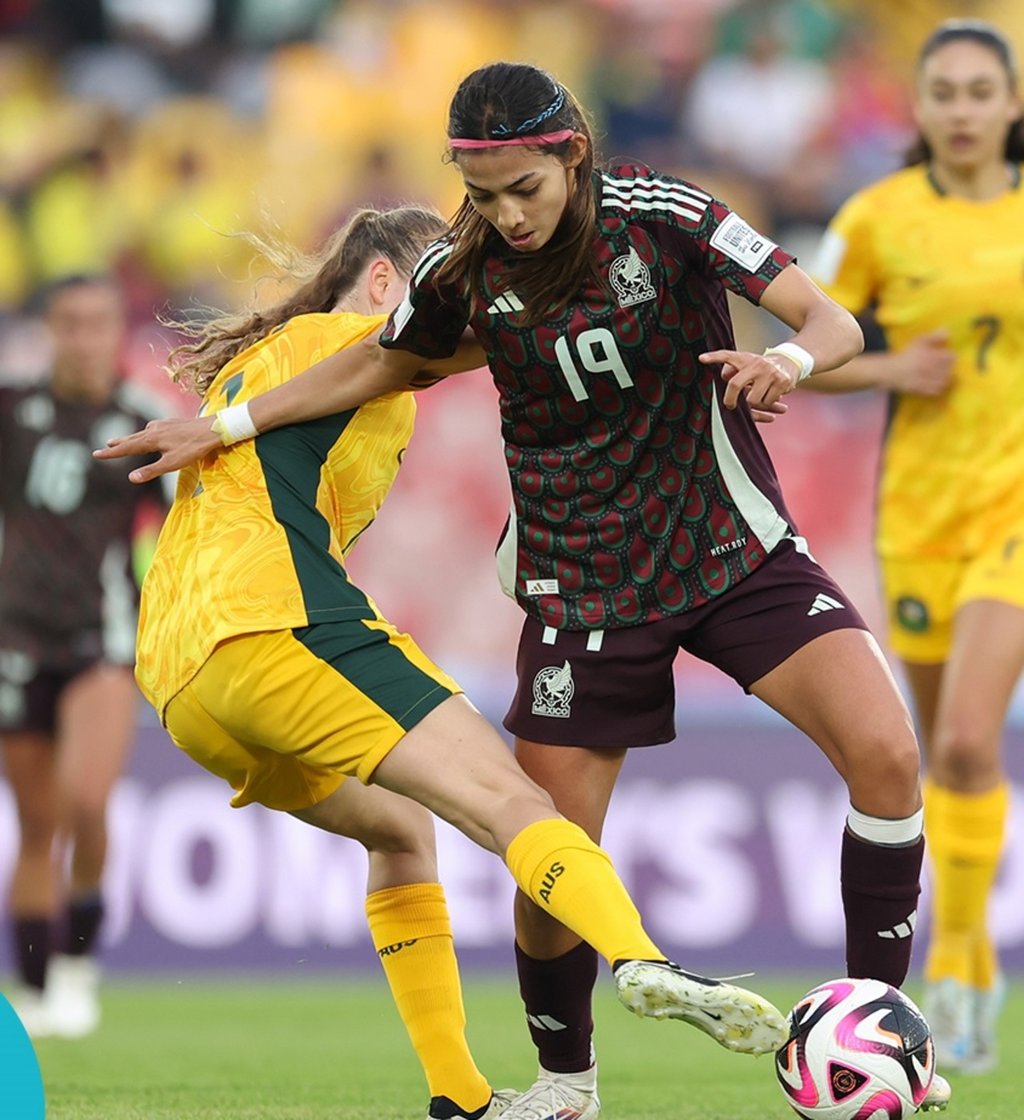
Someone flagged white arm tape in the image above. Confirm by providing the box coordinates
[212,401,259,446]
[763,341,816,382]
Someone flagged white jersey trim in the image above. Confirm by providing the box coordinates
[495,502,519,602]
[601,175,710,225]
[709,392,788,555]
[390,240,454,341]
[603,174,711,204]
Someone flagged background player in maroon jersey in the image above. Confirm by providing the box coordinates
[0,274,167,1038]
[96,62,949,1116]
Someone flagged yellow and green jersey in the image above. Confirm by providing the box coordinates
[136,312,414,716]
[813,164,1024,559]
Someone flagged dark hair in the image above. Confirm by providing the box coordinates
[166,205,448,394]
[439,62,599,324]
[39,273,120,312]
[906,19,1024,165]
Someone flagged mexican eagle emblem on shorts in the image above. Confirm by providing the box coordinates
[531,660,575,718]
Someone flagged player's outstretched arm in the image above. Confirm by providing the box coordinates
[700,265,863,414]
[94,332,486,483]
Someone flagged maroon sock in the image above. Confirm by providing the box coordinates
[13,916,51,990]
[841,829,923,987]
[65,893,105,956]
[515,940,598,1073]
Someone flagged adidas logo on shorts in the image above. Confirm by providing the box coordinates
[807,593,845,616]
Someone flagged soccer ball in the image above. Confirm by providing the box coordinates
[775,977,935,1119]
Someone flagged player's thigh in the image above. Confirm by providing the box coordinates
[373,693,555,855]
[56,662,137,811]
[514,739,625,842]
[0,658,59,831]
[752,628,920,816]
[293,777,438,858]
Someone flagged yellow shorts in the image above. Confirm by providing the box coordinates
[881,531,1024,663]
[163,620,461,811]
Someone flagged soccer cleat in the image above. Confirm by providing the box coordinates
[8,988,53,1039]
[968,975,1005,1074]
[44,953,101,1038]
[924,977,972,1070]
[613,959,787,1056]
[918,1071,951,1112]
[427,1088,520,1120]
[492,1073,599,1120]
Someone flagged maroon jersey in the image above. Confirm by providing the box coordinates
[0,380,165,668]
[382,163,800,631]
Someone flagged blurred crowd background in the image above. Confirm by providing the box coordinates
[2,0,1022,710]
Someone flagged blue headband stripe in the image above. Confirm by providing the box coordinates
[490,87,566,138]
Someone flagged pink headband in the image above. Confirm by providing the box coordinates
[449,129,576,150]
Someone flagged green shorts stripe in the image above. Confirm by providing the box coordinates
[293,620,454,731]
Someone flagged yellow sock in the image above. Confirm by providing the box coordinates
[923,780,1009,987]
[505,817,663,966]
[365,883,490,1112]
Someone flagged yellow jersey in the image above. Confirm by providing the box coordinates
[813,164,1024,559]
[136,312,415,717]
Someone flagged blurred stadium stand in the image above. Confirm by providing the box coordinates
[0,0,1021,971]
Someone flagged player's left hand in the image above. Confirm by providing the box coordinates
[92,415,220,483]
[699,348,800,412]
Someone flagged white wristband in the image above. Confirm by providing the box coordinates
[212,402,259,446]
[763,341,815,383]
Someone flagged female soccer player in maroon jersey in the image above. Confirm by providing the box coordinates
[97,61,950,1117]
[0,275,167,1038]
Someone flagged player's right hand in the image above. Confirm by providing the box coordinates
[92,416,220,483]
[889,331,955,396]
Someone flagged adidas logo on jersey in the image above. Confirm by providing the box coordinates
[486,291,524,314]
[807,593,845,616]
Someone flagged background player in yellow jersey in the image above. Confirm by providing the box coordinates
[137,204,788,1120]
[805,19,1024,1075]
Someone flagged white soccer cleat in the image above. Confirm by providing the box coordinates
[8,988,53,1039]
[918,1071,951,1112]
[968,975,1005,1074]
[924,977,972,1071]
[45,953,101,1038]
[493,1073,599,1120]
[614,959,787,1056]
[426,1088,520,1120]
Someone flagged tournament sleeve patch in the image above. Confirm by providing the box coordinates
[709,212,777,272]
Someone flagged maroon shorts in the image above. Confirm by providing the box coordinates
[0,651,104,736]
[503,539,867,748]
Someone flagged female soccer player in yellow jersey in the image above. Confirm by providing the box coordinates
[805,19,1024,1075]
[133,204,789,1120]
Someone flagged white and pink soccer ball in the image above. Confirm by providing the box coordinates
[775,977,935,1120]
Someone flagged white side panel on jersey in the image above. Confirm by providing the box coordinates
[495,502,519,601]
[810,228,847,286]
[709,393,788,554]
[101,541,137,663]
[388,240,454,341]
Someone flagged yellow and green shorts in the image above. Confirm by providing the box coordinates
[164,618,460,811]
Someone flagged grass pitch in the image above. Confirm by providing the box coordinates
[34,974,1021,1119]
